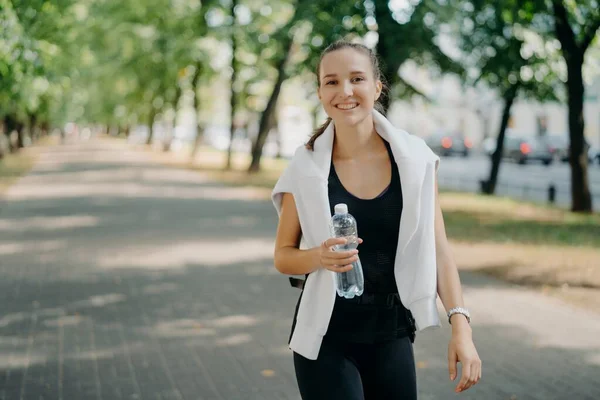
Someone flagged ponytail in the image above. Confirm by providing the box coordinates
[305,117,332,151]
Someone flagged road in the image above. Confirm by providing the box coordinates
[436,154,600,207]
[0,139,599,399]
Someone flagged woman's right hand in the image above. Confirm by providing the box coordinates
[319,238,362,273]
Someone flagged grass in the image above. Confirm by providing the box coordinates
[175,145,599,248]
[440,192,600,248]
[0,136,57,196]
[0,149,37,195]
[130,142,600,299]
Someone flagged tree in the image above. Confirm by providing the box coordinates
[373,0,464,113]
[549,0,599,212]
[449,0,561,195]
[247,0,369,172]
[226,0,240,170]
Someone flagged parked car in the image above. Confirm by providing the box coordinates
[425,132,472,157]
[589,145,600,166]
[503,136,553,165]
[544,134,569,161]
[554,137,594,163]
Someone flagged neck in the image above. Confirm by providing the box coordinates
[332,115,385,160]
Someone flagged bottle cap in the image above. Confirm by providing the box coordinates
[334,203,348,215]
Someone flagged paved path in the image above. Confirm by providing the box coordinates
[0,138,599,400]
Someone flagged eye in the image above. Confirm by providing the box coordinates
[352,76,365,83]
[325,80,337,85]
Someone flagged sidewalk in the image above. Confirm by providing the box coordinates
[0,138,598,399]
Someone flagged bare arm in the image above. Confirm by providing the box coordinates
[274,192,358,275]
[434,177,481,393]
[434,178,471,334]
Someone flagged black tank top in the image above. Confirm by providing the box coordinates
[323,140,414,343]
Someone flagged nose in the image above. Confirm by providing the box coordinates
[341,80,353,97]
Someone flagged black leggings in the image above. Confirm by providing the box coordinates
[293,336,417,400]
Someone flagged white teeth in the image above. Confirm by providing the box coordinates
[336,104,358,110]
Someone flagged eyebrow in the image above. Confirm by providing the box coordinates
[321,71,367,79]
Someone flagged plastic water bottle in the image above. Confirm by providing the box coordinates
[330,203,364,299]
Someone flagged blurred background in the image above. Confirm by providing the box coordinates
[2,0,600,210]
[1,1,600,399]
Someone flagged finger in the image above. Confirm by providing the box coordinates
[322,238,347,248]
[326,264,353,273]
[324,249,358,260]
[447,349,457,381]
[473,360,481,383]
[358,238,363,244]
[456,363,471,393]
[470,363,479,387]
[323,254,359,266]
[462,367,476,392]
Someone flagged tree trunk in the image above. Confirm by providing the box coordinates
[374,0,400,115]
[15,121,25,149]
[190,62,204,162]
[4,115,18,152]
[226,0,239,170]
[551,0,594,212]
[248,44,292,172]
[27,114,37,142]
[482,84,519,195]
[566,58,592,212]
[247,0,305,172]
[163,86,183,152]
[146,109,157,145]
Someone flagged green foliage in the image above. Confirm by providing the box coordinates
[449,0,562,102]
[1,0,597,133]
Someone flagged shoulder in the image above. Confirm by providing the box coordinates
[273,144,308,193]
[286,144,311,171]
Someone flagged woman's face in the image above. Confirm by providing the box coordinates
[317,48,382,127]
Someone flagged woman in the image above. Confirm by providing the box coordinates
[272,40,481,399]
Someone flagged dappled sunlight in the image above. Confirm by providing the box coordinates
[70,293,127,308]
[97,238,275,270]
[201,215,263,229]
[5,182,271,201]
[138,168,216,185]
[0,239,67,255]
[44,314,87,327]
[209,315,259,329]
[67,347,128,362]
[451,241,600,288]
[146,319,218,338]
[215,333,252,347]
[0,352,48,369]
[0,215,100,231]
[28,166,216,185]
[461,285,600,351]
[0,313,29,328]
[142,282,179,294]
[586,352,600,366]
[0,336,28,346]
[30,168,143,183]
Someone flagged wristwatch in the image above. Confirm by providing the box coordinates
[447,307,471,324]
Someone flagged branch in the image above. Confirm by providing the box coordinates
[551,0,578,53]
[581,16,600,52]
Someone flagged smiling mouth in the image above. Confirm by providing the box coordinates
[335,103,359,110]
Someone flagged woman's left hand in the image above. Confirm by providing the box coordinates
[448,322,481,393]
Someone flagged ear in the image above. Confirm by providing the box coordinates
[375,80,383,100]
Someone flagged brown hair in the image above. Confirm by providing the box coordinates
[305,40,388,151]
